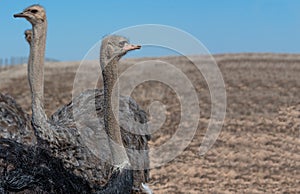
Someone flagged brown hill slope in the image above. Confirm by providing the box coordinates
[0,53,299,193]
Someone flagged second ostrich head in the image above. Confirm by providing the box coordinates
[24,29,33,45]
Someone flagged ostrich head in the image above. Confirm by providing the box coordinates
[13,5,46,25]
[100,35,141,66]
[24,29,33,44]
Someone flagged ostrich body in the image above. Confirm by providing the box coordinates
[0,94,35,145]
[10,4,150,193]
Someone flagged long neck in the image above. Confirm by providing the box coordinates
[29,21,47,127]
[101,56,130,167]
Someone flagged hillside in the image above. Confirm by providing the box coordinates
[0,53,299,193]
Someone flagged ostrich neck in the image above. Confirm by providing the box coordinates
[101,57,130,166]
[29,21,47,127]
[27,20,81,153]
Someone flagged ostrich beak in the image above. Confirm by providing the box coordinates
[13,12,27,18]
[123,44,142,51]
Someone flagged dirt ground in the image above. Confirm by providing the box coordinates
[0,53,299,193]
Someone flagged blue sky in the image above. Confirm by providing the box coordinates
[0,0,299,61]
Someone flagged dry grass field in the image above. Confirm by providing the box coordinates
[0,53,299,193]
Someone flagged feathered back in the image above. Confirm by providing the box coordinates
[50,89,151,189]
[0,93,36,145]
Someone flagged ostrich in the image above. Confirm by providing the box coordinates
[0,29,97,193]
[99,35,151,193]
[14,4,151,193]
[0,30,36,145]
[0,29,90,194]
[50,36,151,192]
[0,29,38,193]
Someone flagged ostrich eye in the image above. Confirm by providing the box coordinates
[119,41,127,47]
[30,9,38,14]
